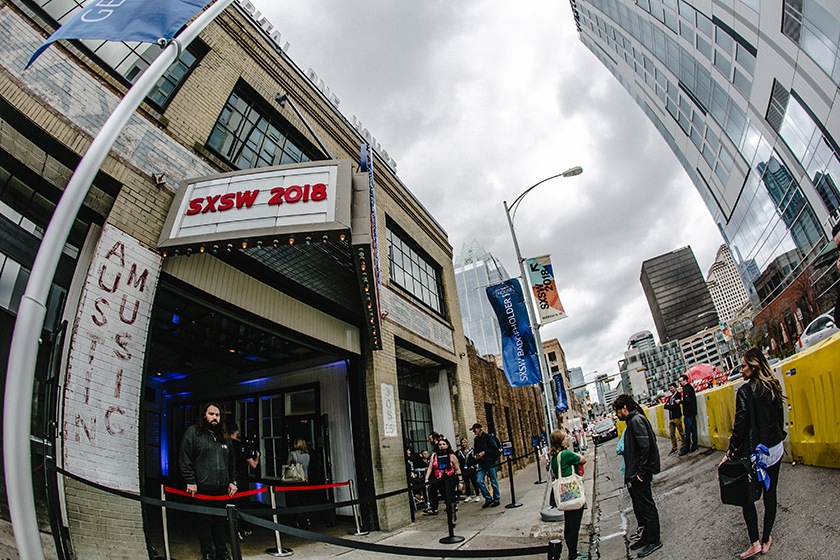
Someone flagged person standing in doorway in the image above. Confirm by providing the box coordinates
[613,395,662,558]
[230,423,260,541]
[471,423,501,508]
[663,383,685,456]
[286,439,312,529]
[179,403,237,560]
[678,375,698,454]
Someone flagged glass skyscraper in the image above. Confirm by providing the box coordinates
[454,240,510,356]
[571,0,840,314]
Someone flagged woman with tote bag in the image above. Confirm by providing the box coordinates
[549,429,587,560]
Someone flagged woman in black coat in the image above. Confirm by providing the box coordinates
[719,347,785,559]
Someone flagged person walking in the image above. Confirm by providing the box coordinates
[178,403,237,560]
[471,423,502,507]
[456,437,481,502]
[548,429,587,560]
[719,348,786,559]
[613,395,662,558]
[678,374,698,454]
[663,383,685,456]
[424,438,463,516]
[230,423,260,541]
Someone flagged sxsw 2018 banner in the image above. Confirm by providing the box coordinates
[485,280,541,387]
[525,255,567,325]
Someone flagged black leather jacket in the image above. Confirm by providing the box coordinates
[622,410,661,483]
[728,380,785,457]
[179,424,236,491]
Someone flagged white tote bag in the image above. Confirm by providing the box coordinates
[552,471,585,511]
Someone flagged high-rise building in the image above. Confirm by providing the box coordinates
[571,0,840,317]
[454,240,509,356]
[641,247,718,341]
[706,245,751,322]
[628,330,657,351]
[639,340,686,396]
[568,366,587,402]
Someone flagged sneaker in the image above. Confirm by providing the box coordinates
[629,527,644,541]
[202,554,215,560]
[630,540,648,551]
[424,509,438,515]
[668,449,678,456]
[760,536,773,555]
[482,500,493,508]
[474,496,483,502]
[678,450,688,456]
[637,542,662,557]
[490,501,501,507]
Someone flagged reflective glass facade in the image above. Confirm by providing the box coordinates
[453,240,509,356]
[572,0,840,311]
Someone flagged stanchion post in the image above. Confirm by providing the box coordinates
[265,486,293,557]
[504,455,522,509]
[347,480,369,536]
[547,538,563,560]
[226,504,242,560]
[535,448,546,484]
[438,477,464,545]
[160,484,172,560]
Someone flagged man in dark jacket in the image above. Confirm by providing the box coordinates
[663,383,684,456]
[614,394,662,558]
[678,375,698,454]
[179,403,237,560]
[471,423,501,508]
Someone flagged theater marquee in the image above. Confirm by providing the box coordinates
[159,160,353,251]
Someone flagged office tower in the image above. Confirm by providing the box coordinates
[568,366,587,402]
[706,244,751,322]
[641,246,718,342]
[639,340,686,396]
[454,240,509,356]
[628,330,657,351]
[571,0,840,316]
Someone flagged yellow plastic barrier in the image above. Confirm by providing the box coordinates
[780,331,840,469]
[653,405,667,438]
[703,384,738,452]
[617,419,626,438]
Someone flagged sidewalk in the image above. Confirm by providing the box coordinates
[207,448,597,560]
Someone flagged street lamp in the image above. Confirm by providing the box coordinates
[503,166,583,434]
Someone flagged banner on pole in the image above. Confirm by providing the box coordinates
[28,0,213,67]
[525,255,567,325]
[553,373,570,413]
[485,280,541,388]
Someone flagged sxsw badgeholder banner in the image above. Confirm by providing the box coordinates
[525,255,567,325]
[553,373,570,413]
[28,0,214,67]
[485,280,541,388]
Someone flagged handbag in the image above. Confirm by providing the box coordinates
[281,451,306,482]
[552,471,586,511]
[718,384,762,506]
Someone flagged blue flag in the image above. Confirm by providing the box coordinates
[28,0,213,68]
[486,280,541,388]
[553,373,569,413]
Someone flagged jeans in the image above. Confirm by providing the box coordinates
[475,463,500,503]
[682,415,698,451]
[627,477,660,544]
[743,460,781,543]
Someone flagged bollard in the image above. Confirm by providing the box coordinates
[504,455,523,509]
[535,449,546,484]
[264,487,294,557]
[226,504,242,560]
[438,477,465,544]
[547,539,563,560]
[160,484,172,560]
[347,479,369,536]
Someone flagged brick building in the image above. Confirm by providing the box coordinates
[1,1,475,557]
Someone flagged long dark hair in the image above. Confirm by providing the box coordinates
[743,348,784,402]
[196,402,228,439]
[612,394,644,414]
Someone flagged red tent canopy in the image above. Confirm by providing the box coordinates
[687,363,727,391]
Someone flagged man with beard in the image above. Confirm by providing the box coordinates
[179,403,237,560]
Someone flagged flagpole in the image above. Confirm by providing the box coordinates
[4,1,234,558]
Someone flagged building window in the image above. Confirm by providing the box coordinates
[32,1,205,108]
[386,220,445,316]
[207,84,316,170]
[783,0,840,85]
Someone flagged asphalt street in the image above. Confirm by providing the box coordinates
[591,432,840,560]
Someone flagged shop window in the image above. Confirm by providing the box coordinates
[207,83,317,170]
[398,362,432,453]
[386,220,445,316]
[32,1,206,109]
[260,395,285,478]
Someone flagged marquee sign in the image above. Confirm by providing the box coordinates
[158,160,353,252]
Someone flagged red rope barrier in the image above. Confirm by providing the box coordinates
[164,486,267,500]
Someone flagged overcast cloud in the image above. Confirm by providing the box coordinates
[252,1,724,382]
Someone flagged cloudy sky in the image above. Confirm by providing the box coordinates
[252,0,724,382]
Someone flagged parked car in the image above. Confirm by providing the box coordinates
[727,365,743,382]
[591,419,618,444]
[796,312,839,352]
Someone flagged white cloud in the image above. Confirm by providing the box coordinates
[252,0,723,379]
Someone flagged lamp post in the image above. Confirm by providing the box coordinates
[503,166,582,434]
